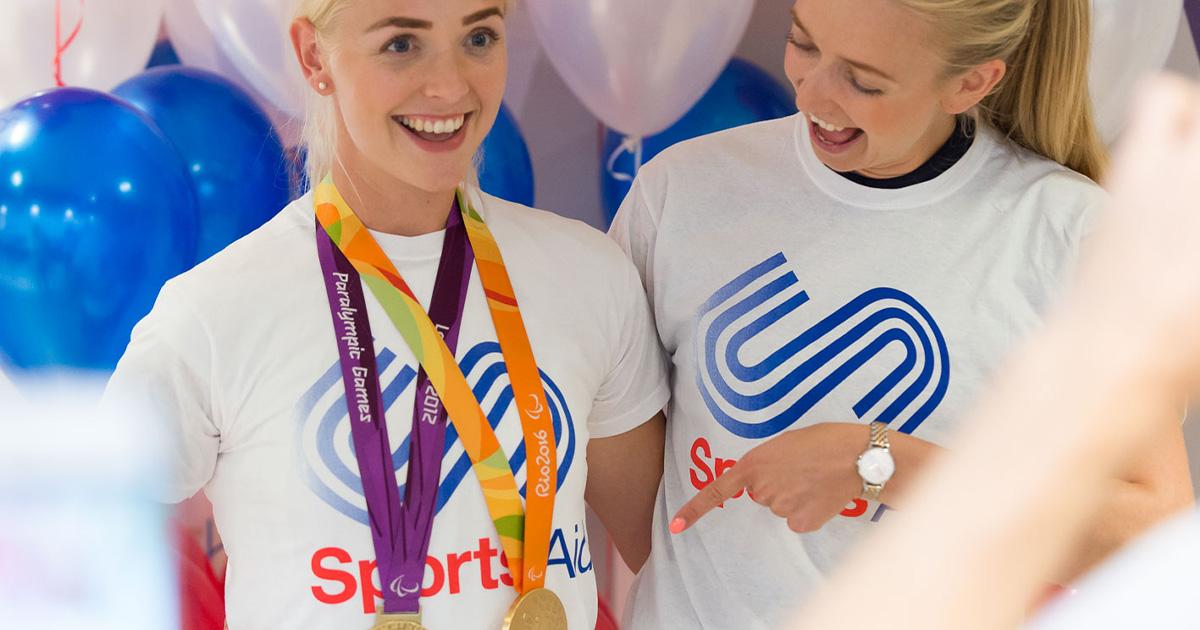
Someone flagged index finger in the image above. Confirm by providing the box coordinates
[669,463,747,534]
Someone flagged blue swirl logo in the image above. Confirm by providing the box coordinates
[696,253,950,439]
[296,341,576,525]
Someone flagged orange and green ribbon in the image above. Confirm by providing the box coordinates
[314,178,558,594]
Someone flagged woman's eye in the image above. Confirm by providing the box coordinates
[848,74,884,96]
[786,33,817,54]
[383,36,414,54]
[467,28,500,51]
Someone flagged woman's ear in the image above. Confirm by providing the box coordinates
[291,17,332,94]
[941,59,1006,115]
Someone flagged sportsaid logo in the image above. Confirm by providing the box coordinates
[696,252,950,438]
[295,341,577,525]
[310,526,594,615]
[297,341,588,612]
[692,253,950,521]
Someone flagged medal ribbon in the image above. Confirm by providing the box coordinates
[316,207,471,614]
[315,177,558,594]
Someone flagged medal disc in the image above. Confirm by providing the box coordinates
[372,612,426,630]
[502,588,567,630]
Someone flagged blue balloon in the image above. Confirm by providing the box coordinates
[146,39,181,68]
[601,58,795,224]
[115,66,291,263]
[0,88,199,371]
[478,104,534,207]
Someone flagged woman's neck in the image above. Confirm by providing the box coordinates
[855,115,959,179]
[331,164,456,237]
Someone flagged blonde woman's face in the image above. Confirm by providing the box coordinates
[783,0,964,178]
[323,0,507,193]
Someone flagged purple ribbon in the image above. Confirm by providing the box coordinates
[316,203,473,614]
[1187,0,1200,55]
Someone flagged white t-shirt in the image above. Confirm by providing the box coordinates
[1028,510,1200,629]
[0,368,19,404]
[608,114,1103,629]
[105,189,670,629]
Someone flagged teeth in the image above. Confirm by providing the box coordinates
[400,115,466,135]
[808,113,846,132]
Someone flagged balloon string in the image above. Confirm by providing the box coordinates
[606,136,644,183]
[54,0,86,87]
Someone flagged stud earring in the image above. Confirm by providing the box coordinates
[318,81,328,91]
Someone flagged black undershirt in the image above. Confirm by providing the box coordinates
[836,122,974,189]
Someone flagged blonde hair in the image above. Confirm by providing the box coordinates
[294,0,348,188]
[898,0,1108,181]
[293,0,514,191]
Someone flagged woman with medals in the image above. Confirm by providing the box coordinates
[104,1,669,628]
[608,0,1194,628]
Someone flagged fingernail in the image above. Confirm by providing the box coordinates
[669,518,687,534]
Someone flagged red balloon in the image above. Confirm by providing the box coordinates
[174,522,226,630]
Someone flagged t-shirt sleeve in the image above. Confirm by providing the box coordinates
[1039,172,1109,300]
[1068,180,1108,257]
[586,253,671,440]
[607,167,664,304]
[101,282,220,504]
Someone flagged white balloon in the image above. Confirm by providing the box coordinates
[193,0,308,119]
[500,0,546,116]
[164,0,302,146]
[525,0,755,137]
[163,0,246,85]
[0,0,164,107]
[1090,0,1184,144]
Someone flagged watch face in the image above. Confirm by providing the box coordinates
[858,447,895,485]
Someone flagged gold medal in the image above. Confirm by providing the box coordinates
[502,588,568,630]
[372,611,426,630]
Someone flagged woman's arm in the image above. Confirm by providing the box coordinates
[585,411,666,572]
[668,422,941,534]
[1055,418,1193,582]
[669,416,1190,575]
[794,319,1184,629]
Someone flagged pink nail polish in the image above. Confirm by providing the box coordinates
[669,518,686,534]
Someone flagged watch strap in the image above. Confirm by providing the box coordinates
[860,422,891,501]
[868,421,889,450]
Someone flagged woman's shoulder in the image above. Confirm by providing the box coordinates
[162,193,316,313]
[982,127,1106,199]
[474,191,631,269]
[978,128,1107,244]
[639,114,802,182]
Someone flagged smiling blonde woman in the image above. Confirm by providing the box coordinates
[609,1,1192,628]
[105,1,669,628]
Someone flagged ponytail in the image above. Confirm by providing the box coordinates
[900,0,1108,181]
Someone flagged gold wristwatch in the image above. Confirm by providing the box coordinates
[856,421,895,501]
